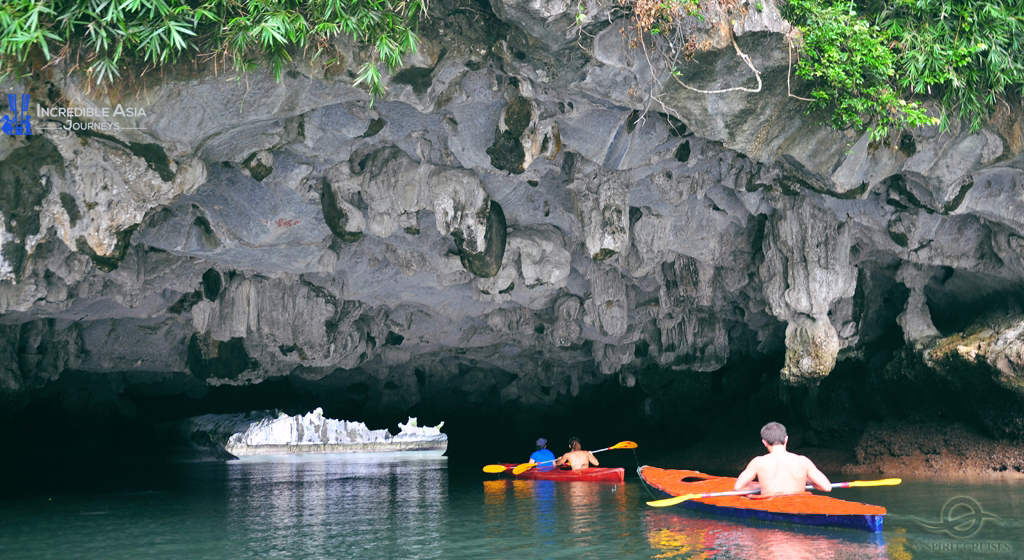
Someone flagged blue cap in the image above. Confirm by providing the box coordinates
[536,438,547,447]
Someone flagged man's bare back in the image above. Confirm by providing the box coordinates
[559,449,599,470]
[735,422,831,496]
[557,438,599,470]
[736,449,831,495]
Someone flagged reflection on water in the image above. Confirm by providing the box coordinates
[474,478,633,557]
[2,460,1023,559]
[224,453,448,558]
[533,480,557,539]
[0,453,450,559]
[643,511,893,559]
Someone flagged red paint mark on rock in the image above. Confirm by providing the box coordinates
[265,218,301,228]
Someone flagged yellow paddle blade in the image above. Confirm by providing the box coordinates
[647,493,701,508]
[846,478,902,488]
[610,441,638,449]
[511,463,537,475]
[482,465,507,474]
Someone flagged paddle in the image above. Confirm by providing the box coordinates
[646,478,902,507]
[482,441,638,474]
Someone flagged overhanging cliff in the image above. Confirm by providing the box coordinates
[1,0,1023,456]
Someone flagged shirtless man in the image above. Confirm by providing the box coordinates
[734,422,831,496]
[556,437,599,470]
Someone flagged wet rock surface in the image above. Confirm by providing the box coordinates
[846,421,1024,476]
[0,0,1023,471]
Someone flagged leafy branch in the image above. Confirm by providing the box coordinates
[864,0,1024,133]
[0,0,428,101]
[785,0,937,141]
[601,0,1021,141]
[786,0,1024,137]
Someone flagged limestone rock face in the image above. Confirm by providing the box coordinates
[2,0,1024,434]
[135,159,330,274]
[429,167,506,277]
[923,317,1024,399]
[987,326,1024,397]
[487,0,591,51]
[169,409,446,460]
[584,264,629,339]
[356,147,432,239]
[782,316,840,384]
[1,130,206,282]
[551,294,584,347]
[895,262,941,349]
[759,198,856,381]
[571,172,630,261]
[761,198,857,320]
[872,315,1024,440]
[512,225,570,286]
[189,274,356,378]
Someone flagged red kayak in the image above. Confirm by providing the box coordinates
[497,463,625,482]
[639,466,886,532]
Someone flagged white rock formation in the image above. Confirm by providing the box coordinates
[186,408,447,457]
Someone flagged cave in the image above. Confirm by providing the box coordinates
[2,0,1024,532]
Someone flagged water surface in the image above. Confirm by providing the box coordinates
[1,454,1021,558]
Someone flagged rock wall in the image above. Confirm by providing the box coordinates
[1,0,1023,444]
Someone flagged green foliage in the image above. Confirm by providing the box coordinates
[0,0,427,101]
[620,0,1019,137]
[786,0,1024,137]
[865,0,1024,132]
[785,0,936,140]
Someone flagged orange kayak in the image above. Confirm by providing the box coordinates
[497,464,625,482]
[639,466,886,532]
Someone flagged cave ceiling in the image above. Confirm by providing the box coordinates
[1,0,1023,429]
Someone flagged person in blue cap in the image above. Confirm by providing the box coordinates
[529,438,557,471]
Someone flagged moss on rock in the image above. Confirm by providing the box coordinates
[453,200,506,278]
[486,131,526,174]
[75,224,138,272]
[0,136,63,243]
[186,333,259,382]
[486,96,533,175]
[59,192,81,227]
[320,179,363,242]
[169,290,203,314]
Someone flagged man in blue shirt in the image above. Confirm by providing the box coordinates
[529,438,557,471]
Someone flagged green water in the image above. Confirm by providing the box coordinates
[1,454,1021,559]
